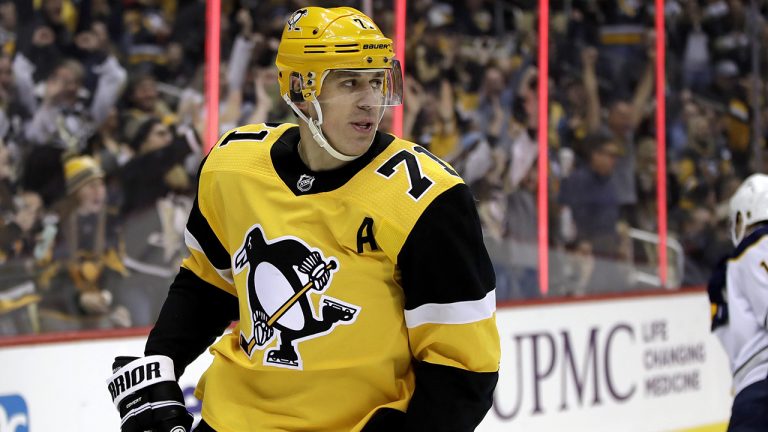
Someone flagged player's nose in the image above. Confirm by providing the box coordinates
[357,86,379,111]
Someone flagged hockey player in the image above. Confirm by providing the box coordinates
[107,7,500,432]
[709,173,768,431]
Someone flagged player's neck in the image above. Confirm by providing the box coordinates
[297,128,348,172]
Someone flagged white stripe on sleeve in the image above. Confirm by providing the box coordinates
[184,227,203,251]
[404,289,496,328]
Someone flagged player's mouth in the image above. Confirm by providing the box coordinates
[351,121,374,133]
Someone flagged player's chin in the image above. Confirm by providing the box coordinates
[341,136,375,157]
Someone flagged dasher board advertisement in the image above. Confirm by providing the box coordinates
[0,290,731,431]
[482,291,732,432]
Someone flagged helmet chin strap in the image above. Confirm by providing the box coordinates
[283,93,360,162]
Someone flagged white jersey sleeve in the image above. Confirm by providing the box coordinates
[731,236,768,329]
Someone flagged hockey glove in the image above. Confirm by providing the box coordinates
[707,256,729,331]
[107,355,193,432]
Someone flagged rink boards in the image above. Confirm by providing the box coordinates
[0,289,730,431]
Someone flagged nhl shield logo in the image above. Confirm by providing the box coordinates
[297,174,315,192]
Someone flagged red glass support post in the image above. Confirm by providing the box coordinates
[537,0,550,295]
[655,0,668,287]
[392,0,407,137]
[204,0,222,154]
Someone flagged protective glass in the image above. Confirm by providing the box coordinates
[295,61,403,107]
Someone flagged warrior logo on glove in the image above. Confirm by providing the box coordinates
[234,225,360,369]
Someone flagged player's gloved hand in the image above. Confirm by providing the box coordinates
[707,255,729,331]
[107,355,193,432]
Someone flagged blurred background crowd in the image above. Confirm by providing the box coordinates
[0,0,765,335]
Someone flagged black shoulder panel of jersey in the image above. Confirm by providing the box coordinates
[398,183,495,310]
[145,267,239,377]
[404,360,498,431]
[361,408,406,431]
[271,127,395,195]
[186,155,230,270]
[187,194,231,270]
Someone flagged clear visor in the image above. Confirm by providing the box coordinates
[292,61,403,108]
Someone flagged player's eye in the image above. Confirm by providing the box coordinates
[370,79,383,90]
[341,79,357,88]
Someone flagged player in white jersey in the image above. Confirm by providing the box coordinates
[709,173,768,431]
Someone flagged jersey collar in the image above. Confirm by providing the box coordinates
[732,224,768,259]
[271,126,394,195]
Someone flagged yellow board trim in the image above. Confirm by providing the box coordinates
[673,422,728,432]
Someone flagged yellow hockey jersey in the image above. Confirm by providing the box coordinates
[175,123,499,431]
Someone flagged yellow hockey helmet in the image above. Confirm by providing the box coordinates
[276,7,402,105]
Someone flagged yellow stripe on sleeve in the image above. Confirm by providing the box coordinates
[408,315,500,372]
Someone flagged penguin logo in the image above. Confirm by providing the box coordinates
[234,224,360,369]
[287,9,308,32]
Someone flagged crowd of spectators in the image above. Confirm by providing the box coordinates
[0,0,763,335]
[420,0,764,300]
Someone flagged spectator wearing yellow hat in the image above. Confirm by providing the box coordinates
[37,155,131,331]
